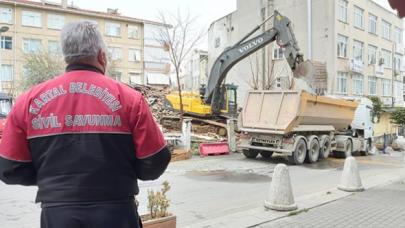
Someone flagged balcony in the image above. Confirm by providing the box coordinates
[144,61,171,73]
[349,59,364,73]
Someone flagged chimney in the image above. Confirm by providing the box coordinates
[62,0,68,9]
[107,8,120,15]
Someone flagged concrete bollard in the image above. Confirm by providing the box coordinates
[181,118,192,151]
[264,164,297,211]
[338,157,364,192]
[227,119,237,153]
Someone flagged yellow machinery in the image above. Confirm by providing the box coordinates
[165,84,238,117]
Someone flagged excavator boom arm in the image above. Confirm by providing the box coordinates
[205,11,304,114]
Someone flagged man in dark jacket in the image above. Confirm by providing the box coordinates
[0,21,171,228]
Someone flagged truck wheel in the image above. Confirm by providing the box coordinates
[306,138,320,163]
[319,136,331,159]
[243,149,259,159]
[289,139,307,165]
[260,151,273,159]
[344,140,353,158]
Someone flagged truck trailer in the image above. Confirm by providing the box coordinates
[238,90,373,165]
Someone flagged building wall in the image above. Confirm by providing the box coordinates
[332,0,404,107]
[208,0,269,106]
[183,49,208,91]
[143,23,171,86]
[0,0,168,96]
[374,112,397,137]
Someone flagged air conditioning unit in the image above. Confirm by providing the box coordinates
[379,58,385,66]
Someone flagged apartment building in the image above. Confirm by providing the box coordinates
[0,0,170,96]
[143,23,171,86]
[208,0,404,107]
[182,49,208,91]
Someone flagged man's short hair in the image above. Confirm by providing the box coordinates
[60,21,106,64]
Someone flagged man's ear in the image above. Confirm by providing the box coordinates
[98,50,107,74]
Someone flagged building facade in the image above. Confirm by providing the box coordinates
[182,49,208,91]
[208,0,404,107]
[143,23,171,87]
[0,0,170,96]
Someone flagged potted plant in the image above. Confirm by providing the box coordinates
[141,181,176,228]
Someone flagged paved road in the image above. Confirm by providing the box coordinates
[0,152,403,228]
[256,181,405,228]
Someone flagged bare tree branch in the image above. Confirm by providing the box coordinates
[156,8,206,121]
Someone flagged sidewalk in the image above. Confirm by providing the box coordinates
[256,181,405,228]
[184,155,405,228]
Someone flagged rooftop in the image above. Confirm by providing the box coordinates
[0,0,168,26]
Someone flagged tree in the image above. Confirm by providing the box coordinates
[248,52,260,90]
[391,108,405,126]
[156,10,205,121]
[19,51,65,92]
[368,96,383,123]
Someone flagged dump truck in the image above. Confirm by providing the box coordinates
[238,90,373,165]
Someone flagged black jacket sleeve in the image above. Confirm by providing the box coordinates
[0,156,37,186]
[135,146,171,181]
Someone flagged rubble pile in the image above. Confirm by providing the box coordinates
[130,84,175,121]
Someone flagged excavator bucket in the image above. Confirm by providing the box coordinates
[291,60,316,94]
[293,60,315,79]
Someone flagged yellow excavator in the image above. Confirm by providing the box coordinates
[163,11,313,135]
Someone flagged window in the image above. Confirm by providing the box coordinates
[128,25,139,39]
[394,54,402,71]
[337,72,348,94]
[353,40,363,61]
[337,0,348,23]
[129,48,141,62]
[129,72,142,85]
[394,27,402,45]
[1,36,12,50]
[110,71,122,82]
[48,40,61,55]
[368,76,377,95]
[105,22,121,37]
[23,38,41,53]
[368,14,377,34]
[337,34,348,58]
[352,74,364,95]
[48,14,64,30]
[381,49,391,68]
[0,65,12,82]
[22,11,42,27]
[273,47,284,60]
[354,6,364,29]
[382,20,391,40]
[368,45,377,64]
[382,79,391,96]
[215,38,220,48]
[0,8,12,24]
[107,47,122,61]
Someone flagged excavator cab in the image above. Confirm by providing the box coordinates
[219,84,237,116]
[199,83,237,116]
